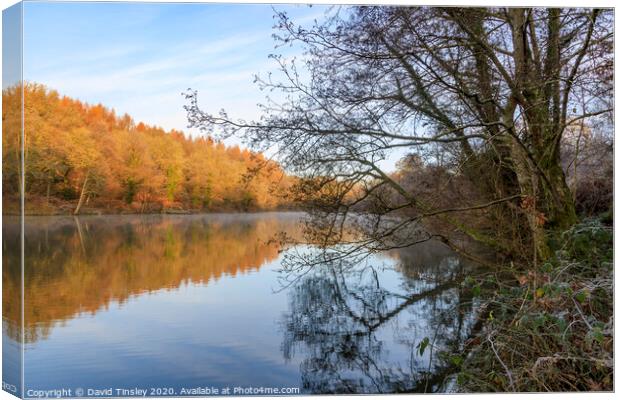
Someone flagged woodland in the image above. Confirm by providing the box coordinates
[2,83,293,215]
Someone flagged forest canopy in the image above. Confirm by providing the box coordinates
[2,83,293,214]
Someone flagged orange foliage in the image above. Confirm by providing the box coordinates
[2,214,303,342]
[2,83,293,213]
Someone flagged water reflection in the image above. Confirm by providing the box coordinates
[2,213,478,394]
[280,242,477,393]
[3,213,302,343]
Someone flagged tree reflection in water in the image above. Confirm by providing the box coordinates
[2,214,303,343]
[279,240,478,394]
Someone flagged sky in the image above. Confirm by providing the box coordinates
[20,0,406,171]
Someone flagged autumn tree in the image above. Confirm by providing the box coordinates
[3,83,291,214]
[2,84,23,209]
[184,138,215,208]
[64,127,108,214]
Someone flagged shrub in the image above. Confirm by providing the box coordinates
[456,217,613,392]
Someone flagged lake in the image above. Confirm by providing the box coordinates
[3,212,479,396]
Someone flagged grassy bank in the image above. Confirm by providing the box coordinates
[455,214,613,392]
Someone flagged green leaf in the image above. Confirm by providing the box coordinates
[417,337,430,356]
[593,331,604,344]
[450,355,463,366]
[590,326,604,344]
[575,291,587,303]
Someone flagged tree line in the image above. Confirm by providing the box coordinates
[2,83,293,214]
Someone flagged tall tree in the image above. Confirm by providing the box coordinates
[185,6,613,262]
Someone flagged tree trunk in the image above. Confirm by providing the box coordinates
[504,8,577,262]
[46,179,51,205]
[508,134,577,263]
[74,171,90,215]
[543,161,577,229]
[508,137,551,262]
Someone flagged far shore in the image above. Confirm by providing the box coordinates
[3,208,303,217]
[2,195,302,217]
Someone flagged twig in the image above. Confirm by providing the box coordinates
[572,297,592,330]
[487,333,515,391]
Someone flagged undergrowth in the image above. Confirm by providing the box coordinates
[456,215,613,392]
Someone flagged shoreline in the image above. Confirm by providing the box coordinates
[3,209,304,217]
[2,196,302,217]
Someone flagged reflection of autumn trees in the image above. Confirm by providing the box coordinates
[2,84,293,214]
[280,243,477,393]
[2,214,302,342]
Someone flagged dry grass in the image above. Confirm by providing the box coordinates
[456,216,613,392]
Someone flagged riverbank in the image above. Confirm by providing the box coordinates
[454,213,613,392]
[3,194,300,216]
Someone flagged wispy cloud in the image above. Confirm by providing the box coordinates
[23,2,327,147]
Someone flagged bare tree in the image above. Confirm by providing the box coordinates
[185,6,613,263]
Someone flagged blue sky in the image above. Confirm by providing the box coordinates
[21,1,406,171]
[24,1,322,130]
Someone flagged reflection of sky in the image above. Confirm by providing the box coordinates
[16,214,477,393]
[20,1,406,171]
[22,246,470,392]
[2,321,22,396]
[24,258,303,390]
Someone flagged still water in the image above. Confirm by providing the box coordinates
[3,213,478,395]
